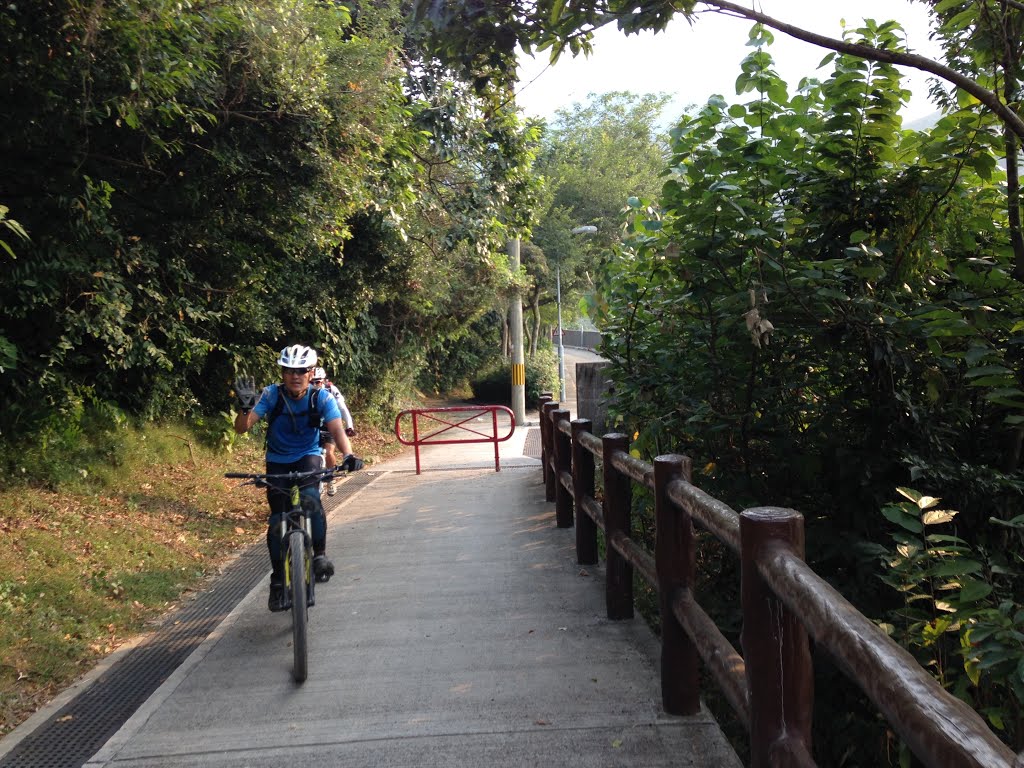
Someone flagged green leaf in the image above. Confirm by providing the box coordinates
[958,579,993,602]
[895,487,922,504]
[969,375,1015,387]
[548,0,567,24]
[966,365,1013,378]
[882,503,923,533]
[965,657,982,687]
[964,346,993,365]
[925,534,968,545]
[928,559,983,577]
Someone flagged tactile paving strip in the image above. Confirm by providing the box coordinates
[0,470,380,768]
[522,427,542,458]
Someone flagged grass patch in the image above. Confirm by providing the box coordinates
[0,415,404,737]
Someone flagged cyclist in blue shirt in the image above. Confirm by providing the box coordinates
[233,344,363,611]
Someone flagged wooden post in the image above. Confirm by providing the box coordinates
[553,409,573,528]
[541,402,559,502]
[654,454,699,715]
[602,433,633,620]
[740,507,814,768]
[538,393,552,485]
[571,419,597,564]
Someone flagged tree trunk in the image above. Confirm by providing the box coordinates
[530,290,541,359]
[1007,130,1024,280]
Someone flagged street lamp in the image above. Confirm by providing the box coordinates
[557,225,598,402]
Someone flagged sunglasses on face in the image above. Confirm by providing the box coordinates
[282,367,312,375]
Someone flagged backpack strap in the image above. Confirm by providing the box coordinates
[264,385,284,449]
[265,384,286,428]
[265,385,322,437]
[309,388,322,427]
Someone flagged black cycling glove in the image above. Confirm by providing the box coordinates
[234,376,258,411]
[340,453,364,472]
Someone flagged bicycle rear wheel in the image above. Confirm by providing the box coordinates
[287,529,309,683]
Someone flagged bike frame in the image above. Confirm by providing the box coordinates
[281,483,315,610]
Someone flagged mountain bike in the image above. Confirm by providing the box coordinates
[224,465,343,683]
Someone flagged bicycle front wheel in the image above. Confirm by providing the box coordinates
[287,529,309,683]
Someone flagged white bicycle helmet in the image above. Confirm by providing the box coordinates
[277,344,318,368]
[311,366,327,382]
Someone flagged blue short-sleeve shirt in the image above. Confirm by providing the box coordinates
[253,384,342,463]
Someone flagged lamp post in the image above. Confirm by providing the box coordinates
[557,225,597,402]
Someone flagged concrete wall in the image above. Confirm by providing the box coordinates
[576,361,614,437]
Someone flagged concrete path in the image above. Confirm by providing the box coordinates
[79,348,740,767]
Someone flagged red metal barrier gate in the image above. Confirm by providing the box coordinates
[394,405,516,474]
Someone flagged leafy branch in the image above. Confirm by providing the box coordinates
[693,0,1024,141]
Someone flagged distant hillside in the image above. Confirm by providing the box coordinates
[905,110,941,131]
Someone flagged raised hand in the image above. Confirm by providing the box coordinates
[234,376,258,411]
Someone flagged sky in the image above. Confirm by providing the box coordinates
[515,0,944,126]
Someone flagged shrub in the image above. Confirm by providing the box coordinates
[469,345,557,405]
[418,312,504,395]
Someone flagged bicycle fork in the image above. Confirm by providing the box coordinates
[281,488,316,609]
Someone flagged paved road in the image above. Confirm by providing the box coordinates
[82,461,739,767]
[6,352,742,767]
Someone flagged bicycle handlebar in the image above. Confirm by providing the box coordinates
[225,467,351,483]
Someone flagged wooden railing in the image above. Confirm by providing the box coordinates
[537,394,1018,768]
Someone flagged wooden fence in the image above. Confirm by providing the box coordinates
[537,394,1018,768]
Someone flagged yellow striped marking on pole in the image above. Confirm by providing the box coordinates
[512,363,526,386]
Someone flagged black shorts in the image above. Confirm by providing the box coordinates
[318,428,335,447]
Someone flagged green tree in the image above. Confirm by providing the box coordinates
[411,0,1024,277]
[595,24,1022,758]
[0,0,542,460]
[524,92,670,352]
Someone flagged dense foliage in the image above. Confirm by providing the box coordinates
[0,0,538,470]
[597,22,1023,759]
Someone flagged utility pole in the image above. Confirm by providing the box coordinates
[508,237,526,424]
